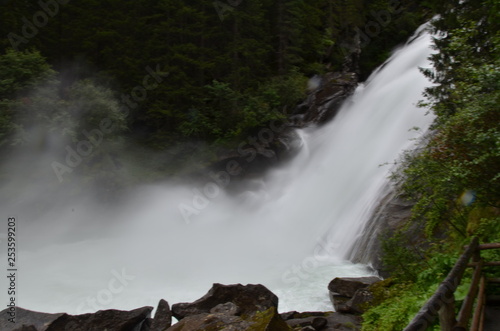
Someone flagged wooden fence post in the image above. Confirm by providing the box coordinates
[438,293,456,331]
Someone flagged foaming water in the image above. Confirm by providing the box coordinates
[1,27,435,314]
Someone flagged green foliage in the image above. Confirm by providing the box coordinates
[381,231,424,282]
[0,49,130,197]
[0,0,429,151]
[416,246,459,286]
[362,282,436,331]
[0,49,56,147]
[0,49,54,98]
[364,2,500,329]
[364,239,473,331]
[179,72,305,143]
[393,0,500,240]
[65,79,127,140]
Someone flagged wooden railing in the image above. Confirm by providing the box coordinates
[404,237,500,331]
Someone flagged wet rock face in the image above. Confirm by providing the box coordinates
[171,283,279,321]
[205,70,358,183]
[328,277,381,314]
[346,188,417,277]
[296,72,358,126]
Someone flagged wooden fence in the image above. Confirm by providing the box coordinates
[404,237,500,331]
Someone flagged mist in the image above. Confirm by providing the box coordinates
[1,27,435,315]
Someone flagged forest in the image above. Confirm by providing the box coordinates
[0,0,431,179]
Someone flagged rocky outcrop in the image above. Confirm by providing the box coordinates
[328,277,381,298]
[1,281,372,331]
[168,312,245,330]
[49,306,153,331]
[171,283,279,320]
[343,289,375,314]
[210,302,241,315]
[281,311,363,331]
[141,299,172,331]
[346,185,418,277]
[328,277,381,314]
[0,306,153,331]
[0,308,65,331]
[168,307,289,331]
[170,283,289,331]
[295,72,358,126]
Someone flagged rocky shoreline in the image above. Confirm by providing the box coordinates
[1,277,383,331]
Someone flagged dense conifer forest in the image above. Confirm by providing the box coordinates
[0,1,431,155]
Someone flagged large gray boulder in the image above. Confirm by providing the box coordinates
[328,277,381,313]
[171,283,279,321]
[344,288,375,314]
[328,277,380,297]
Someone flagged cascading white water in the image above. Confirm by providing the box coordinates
[0,26,435,315]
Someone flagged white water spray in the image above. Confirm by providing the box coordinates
[0,27,435,314]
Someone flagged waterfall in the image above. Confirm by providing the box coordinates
[0,25,435,315]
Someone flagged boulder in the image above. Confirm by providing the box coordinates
[167,307,289,331]
[328,277,380,297]
[328,293,350,312]
[0,307,65,331]
[167,313,245,331]
[281,312,329,320]
[171,283,278,320]
[286,317,313,329]
[280,311,299,321]
[48,306,153,331]
[282,311,362,331]
[328,277,380,314]
[323,312,363,331]
[344,288,374,314]
[285,316,328,330]
[210,302,240,316]
[149,299,172,331]
[311,317,328,330]
[0,306,153,331]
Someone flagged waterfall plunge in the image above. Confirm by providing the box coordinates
[1,27,435,314]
